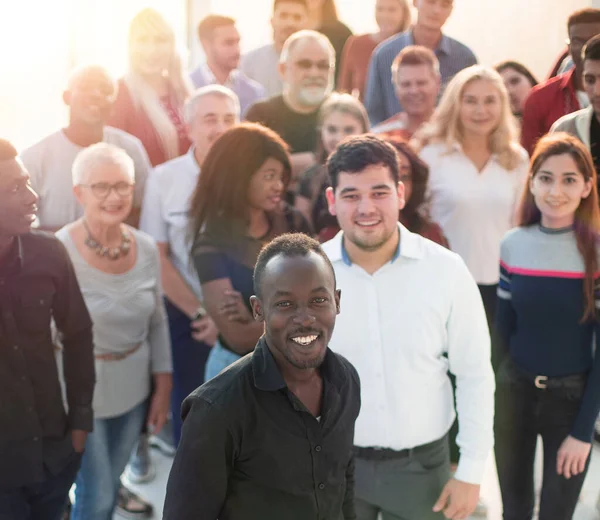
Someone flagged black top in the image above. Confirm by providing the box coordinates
[318,20,353,85]
[297,163,338,235]
[0,232,95,488]
[246,95,320,153]
[193,205,312,354]
[163,337,361,520]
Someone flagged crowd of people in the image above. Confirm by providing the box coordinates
[2,1,600,519]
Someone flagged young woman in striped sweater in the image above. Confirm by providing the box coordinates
[495,132,600,519]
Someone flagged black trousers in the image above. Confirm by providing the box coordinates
[0,451,82,520]
[494,359,590,520]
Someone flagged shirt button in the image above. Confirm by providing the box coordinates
[315,445,322,452]
[318,483,325,490]
[33,437,39,442]
[13,345,18,350]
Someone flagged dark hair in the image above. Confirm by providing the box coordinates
[254,233,336,297]
[518,132,600,322]
[197,14,236,41]
[388,141,431,233]
[189,123,292,241]
[568,8,600,31]
[0,139,18,161]
[495,60,538,88]
[327,134,399,190]
[320,0,340,24]
[584,34,600,62]
[273,0,308,12]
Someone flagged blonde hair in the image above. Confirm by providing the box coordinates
[412,65,523,171]
[125,8,193,160]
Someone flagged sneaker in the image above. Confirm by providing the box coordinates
[149,419,176,457]
[125,434,156,484]
[115,485,153,519]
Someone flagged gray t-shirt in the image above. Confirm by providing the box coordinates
[20,127,151,229]
[56,226,172,419]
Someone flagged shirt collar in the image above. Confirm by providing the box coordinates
[199,62,238,88]
[560,67,577,93]
[406,29,451,55]
[331,222,423,266]
[252,336,347,393]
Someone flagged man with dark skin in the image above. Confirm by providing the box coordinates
[0,139,95,519]
[162,233,361,520]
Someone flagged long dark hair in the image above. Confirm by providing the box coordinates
[389,141,431,234]
[189,123,291,242]
[518,133,600,322]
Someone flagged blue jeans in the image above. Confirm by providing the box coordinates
[204,341,241,382]
[0,450,82,520]
[72,401,146,520]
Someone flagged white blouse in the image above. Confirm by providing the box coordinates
[420,142,529,285]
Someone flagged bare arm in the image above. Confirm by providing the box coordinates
[201,278,264,354]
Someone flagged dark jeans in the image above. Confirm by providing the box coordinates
[165,299,211,446]
[0,451,82,520]
[494,359,590,520]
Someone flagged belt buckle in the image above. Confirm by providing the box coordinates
[535,375,548,389]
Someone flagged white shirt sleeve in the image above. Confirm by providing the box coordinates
[446,256,495,484]
[140,168,168,244]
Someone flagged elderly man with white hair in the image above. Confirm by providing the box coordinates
[246,29,335,190]
[140,85,240,448]
[55,143,172,520]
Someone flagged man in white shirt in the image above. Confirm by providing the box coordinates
[321,135,495,520]
[240,0,309,98]
[140,85,240,447]
[20,65,150,232]
[190,15,265,116]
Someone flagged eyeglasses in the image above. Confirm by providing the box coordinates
[80,182,134,199]
[295,59,332,71]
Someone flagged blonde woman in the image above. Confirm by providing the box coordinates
[109,8,193,166]
[338,0,411,100]
[295,93,369,240]
[413,65,529,329]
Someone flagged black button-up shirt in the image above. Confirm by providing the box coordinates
[163,337,361,520]
[0,232,95,489]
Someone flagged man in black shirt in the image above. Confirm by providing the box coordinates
[0,139,95,520]
[246,30,335,183]
[163,233,360,520]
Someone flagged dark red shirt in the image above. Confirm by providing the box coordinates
[521,68,580,155]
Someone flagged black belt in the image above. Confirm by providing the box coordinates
[354,436,445,461]
[506,359,587,390]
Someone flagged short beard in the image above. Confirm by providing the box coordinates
[297,85,331,107]
[345,226,397,252]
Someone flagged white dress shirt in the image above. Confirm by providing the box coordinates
[322,224,495,484]
[420,142,529,285]
[140,148,202,298]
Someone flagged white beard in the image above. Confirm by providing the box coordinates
[297,85,332,107]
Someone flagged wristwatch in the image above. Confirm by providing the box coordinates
[192,304,206,321]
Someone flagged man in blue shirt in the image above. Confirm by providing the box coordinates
[190,15,265,117]
[364,0,477,125]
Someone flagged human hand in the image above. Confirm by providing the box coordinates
[433,478,480,519]
[147,374,172,435]
[219,290,252,324]
[191,315,218,346]
[71,429,88,454]
[557,435,591,479]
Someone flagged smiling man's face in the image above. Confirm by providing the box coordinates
[252,251,340,370]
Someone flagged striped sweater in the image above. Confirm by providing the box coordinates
[496,224,600,442]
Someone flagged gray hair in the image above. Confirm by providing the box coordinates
[279,30,335,65]
[72,143,135,186]
[183,85,241,124]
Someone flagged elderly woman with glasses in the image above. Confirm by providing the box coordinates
[55,143,172,520]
